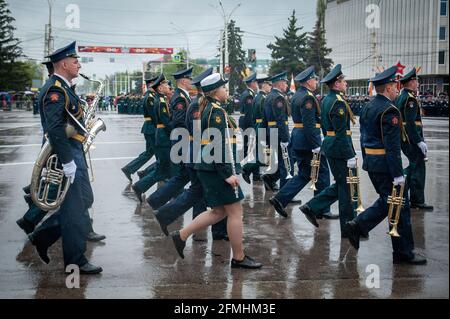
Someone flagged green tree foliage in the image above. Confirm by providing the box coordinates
[267,10,308,77]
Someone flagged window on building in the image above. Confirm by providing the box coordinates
[439,26,446,40]
[439,51,446,65]
[441,0,448,16]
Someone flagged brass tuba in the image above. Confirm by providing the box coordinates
[30,74,106,211]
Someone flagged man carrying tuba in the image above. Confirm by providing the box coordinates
[28,42,103,274]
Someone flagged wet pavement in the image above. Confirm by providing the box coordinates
[0,109,448,299]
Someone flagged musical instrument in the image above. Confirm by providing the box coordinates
[309,152,321,191]
[281,143,293,179]
[30,74,106,211]
[346,159,365,213]
[387,182,406,237]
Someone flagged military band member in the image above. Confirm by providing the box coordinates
[120,76,158,183]
[396,68,433,210]
[299,65,357,237]
[146,68,193,209]
[346,66,427,265]
[269,66,335,219]
[131,74,176,202]
[27,42,103,274]
[151,68,228,240]
[261,72,290,191]
[239,73,258,161]
[171,73,261,269]
[242,76,271,184]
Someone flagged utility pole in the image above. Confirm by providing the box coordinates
[42,0,55,85]
[170,22,190,68]
[218,2,240,80]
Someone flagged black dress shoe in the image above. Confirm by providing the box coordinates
[231,255,262,269]
[393,254,427,265]
[23,194,33,207]
[299,204,318,227]
[320,212,339,219]
[242,171,251,184]
[212,234,229,241]
[269,197,288,218]
[86,231,106,242]
[137,170,145,179]
[261,175,274,191]
[171,231,186,259]
[410,203,434,211]
[121,167,132,183]
[16,218,35,234]
[131,184,143,203]
[346,221,360,250]
[28,234,49,264]
[79,262,103,274]
[289,199,302,204]
[153,211,169,236]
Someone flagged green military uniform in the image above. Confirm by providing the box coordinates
[195,96,244,207]
[301,64,357,236]
[395,68,432,210]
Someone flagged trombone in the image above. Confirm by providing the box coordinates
[309,152,321,191]
[387,182,406,237]
[346,159,365,213]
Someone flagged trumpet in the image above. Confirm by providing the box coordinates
[346,160,365,213]
[280,143,293,179]
[387,182,406,237]
[309,152,321,191]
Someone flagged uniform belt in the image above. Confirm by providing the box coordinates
[255,119,263,123]
[294,123,321,129]
[365,148,386,155]
[268,121,288,126]
[227,137,237,144]
[71,133,86,143]
[156,124,165,128]
[326,130,352,136]
[201,139,210,145]
[144,117,152,121]
[189,135,193,141]
[402,121,422,126]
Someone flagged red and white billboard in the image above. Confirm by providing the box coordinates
[78,46,173,54]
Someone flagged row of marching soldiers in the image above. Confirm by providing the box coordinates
[122,63,430,269]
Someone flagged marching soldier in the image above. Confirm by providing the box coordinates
[170,73,262,269]
[146,67,193,209]
[396,68,433,210]
[269,66,336,219]
[299,65,357,237]
[346,66,427,265]
[261,72,290,191]
[27,42,103,274]
[242,76,271,184]
[151,68,228,240]
[131,74,176,202]
[239,73,258,162]
[121,76,158,183]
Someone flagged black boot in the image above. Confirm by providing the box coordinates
[269,196,288,218]
[299,204,318,227]
[28,233,50,264]
[16,218,35,235]
[346,220,360,250]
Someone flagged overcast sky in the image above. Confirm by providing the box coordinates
[8,0,317,77]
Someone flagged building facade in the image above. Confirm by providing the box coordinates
[324,0,449,96]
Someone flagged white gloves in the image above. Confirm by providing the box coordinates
[62,160,77,184]
[280,142,289,149]
[417,141,427,156]
[312,147,321,154]
[393,176,405,186]
[347,157,357,169]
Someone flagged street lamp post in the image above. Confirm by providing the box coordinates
[170,22,190,68]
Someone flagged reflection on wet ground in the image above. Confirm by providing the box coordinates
[0,110,448,298]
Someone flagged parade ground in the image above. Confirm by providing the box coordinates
[0,110,448,299]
